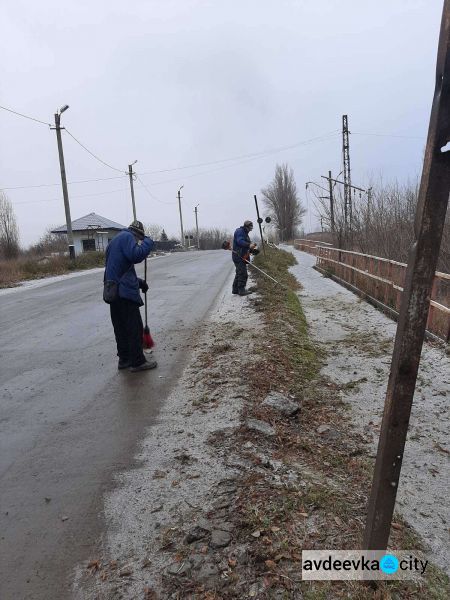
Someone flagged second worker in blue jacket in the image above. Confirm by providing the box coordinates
[104,220,157,372]
[232,220,257,296]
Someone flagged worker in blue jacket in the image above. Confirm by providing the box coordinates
[232,220,257,296]
[104,220,157,372]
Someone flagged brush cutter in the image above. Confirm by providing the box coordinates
[142,258,155,349]
[221,240,281,286]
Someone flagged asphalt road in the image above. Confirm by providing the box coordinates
[0,250,233,600]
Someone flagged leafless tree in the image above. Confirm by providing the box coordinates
[144,223,163,240]
[27,226,67,256]
[185,227,231,250]
[315,177,449,273]
[0,192,20,259]
[261,163,306,242]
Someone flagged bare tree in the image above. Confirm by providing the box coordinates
[185,227,231,250]
[261,163,306,241]
[0,192,20,259]
[314,176,449,273]
[27,226,67,256]
[144,223,163,240]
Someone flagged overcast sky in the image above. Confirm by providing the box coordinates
[0,0,443,246]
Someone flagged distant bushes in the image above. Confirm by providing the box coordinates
[0,252,105,288]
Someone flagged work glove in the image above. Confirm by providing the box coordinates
[139,279,149,294]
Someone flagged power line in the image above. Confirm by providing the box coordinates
[11,187,127,205]
[64,128,125,173]
[140,132,342,187]
[135,175,176,205]
[0,174,127,191]
[138,131,341,176]
[0,104,51,126]
[352,131,424,140]
[0,132,339,192]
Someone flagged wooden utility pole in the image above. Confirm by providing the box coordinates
[363,0,450,550]
[128,163,137,220]
[53,107,75,259]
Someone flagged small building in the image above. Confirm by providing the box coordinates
[52,213,126,255]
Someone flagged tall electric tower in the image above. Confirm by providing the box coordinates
[342,114,351,237]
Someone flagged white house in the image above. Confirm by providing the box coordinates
[52,213,126,256]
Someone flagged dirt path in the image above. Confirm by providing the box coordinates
[283,245,450,574]
[72,271,264,598]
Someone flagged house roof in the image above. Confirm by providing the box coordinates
[51,213,127,234]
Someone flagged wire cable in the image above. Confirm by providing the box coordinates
[0,104,51,126]
[352,132,424,140]
[64,128,125,173]
[11,187,127,205]
[0,130,340,192]
[135,175,176,205]
[141,132,341,187]
[0,174,127,191]
[138,131,341,176]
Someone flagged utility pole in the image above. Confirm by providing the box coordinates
[327,170,335,233]
[53,105,75,259]
[253,194,266,256]
[342,114,351,239]
[194,204,200,249]
[177,186,185,248]
[363,0,450,551]
[128,161,137,220]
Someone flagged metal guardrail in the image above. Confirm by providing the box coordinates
[294,239,450,342]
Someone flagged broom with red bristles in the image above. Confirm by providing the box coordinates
[143,258,155,349]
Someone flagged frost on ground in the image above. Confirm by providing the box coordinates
[72,272,264,599]
[283,245,450,574]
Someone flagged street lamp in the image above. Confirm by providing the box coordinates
[194,204,200,249]
[177,185,185,248]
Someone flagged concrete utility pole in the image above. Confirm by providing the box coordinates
[363,0,450,551]
[128,161,137,220]
[53,105,75,259]
[194,204,200,249]
[327,171,335,233]
[177,186,185,248]
[342,114,351,238]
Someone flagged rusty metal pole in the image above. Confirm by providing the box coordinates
[254,194,266,256]
[363,0,450,550]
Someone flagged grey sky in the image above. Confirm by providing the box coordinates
[0,0,443,246]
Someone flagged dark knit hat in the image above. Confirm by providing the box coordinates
[129,220,145,238]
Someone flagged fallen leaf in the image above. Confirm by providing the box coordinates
[265,560,277,570]
[392,523,403,531]
[299,512,308,518]
[251,530,261,538]
[270,526,281,532]
[87,560,100,571]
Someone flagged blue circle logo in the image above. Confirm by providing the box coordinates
[380,554,399,574]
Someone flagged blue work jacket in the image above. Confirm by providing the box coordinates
[232,226,251,263]
[104,229,154,305]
